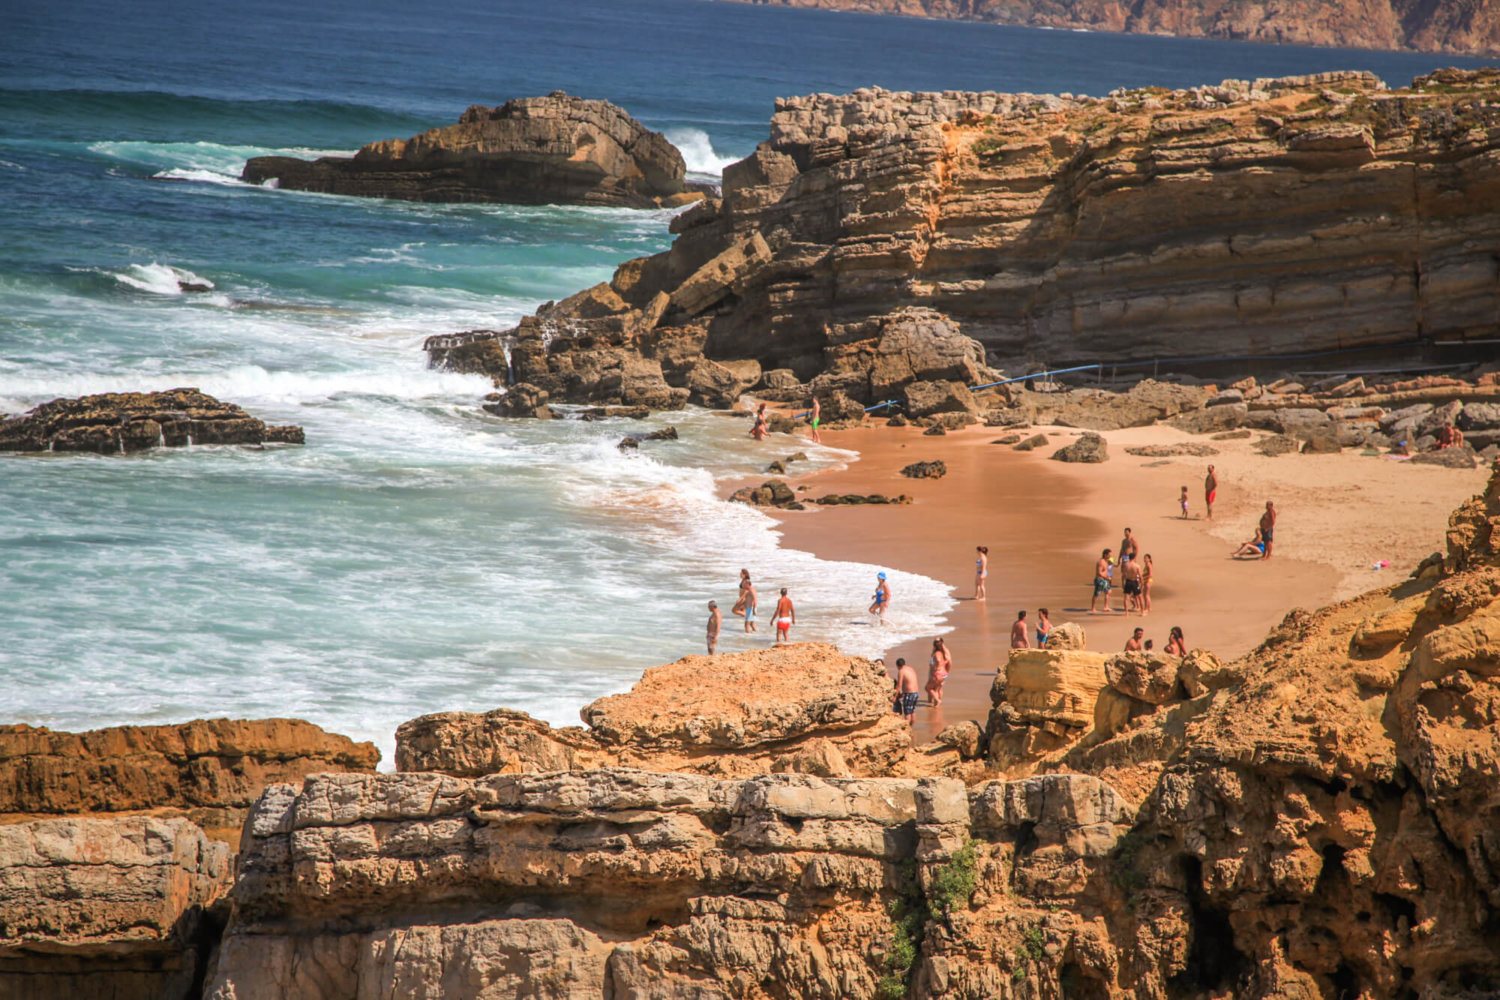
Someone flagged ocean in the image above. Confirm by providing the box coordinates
[2,0,1490,763]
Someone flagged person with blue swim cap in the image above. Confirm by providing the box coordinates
[869,571,891,624]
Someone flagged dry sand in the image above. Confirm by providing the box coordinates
[762,420,1489,743]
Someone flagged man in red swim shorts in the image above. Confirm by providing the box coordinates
[773,588,796,645]
[1205,465,1218,520]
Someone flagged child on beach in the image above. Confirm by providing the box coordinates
[1179,486,1190,518]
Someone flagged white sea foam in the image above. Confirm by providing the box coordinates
[153,167,255,187]
[111,262,214,296]
[665,127,738,178]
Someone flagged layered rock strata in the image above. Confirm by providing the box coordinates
[430,70,1500,419]
[396,643,911,778]
[0,389,304,454]
[714,0,1500,57]
[243,93,703,209]
[0,816,231,1000]
[0,718,380,843]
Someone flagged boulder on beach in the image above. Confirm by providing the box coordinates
[243,93,705,209]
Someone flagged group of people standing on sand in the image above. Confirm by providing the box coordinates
[1090,527,1154,615]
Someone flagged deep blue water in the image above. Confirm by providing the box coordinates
[1,0,1490,762]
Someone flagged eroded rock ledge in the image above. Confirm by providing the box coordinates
[0,389,304,454]
[429,70,1500,422]
[243,93,705,209]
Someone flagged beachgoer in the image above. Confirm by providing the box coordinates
[974,546,989,600]
[1233,529,1265,559]
[870,571,891,623]
[1010,610,1029,649]
[809,396,822,445]
[893,657,920,724]
[1259,501,1277,560]
[1124,627,1144,652]
[706,601,721,654]
[1144,639,1154,651]
[1036,608,1053,648]
[743,579,758,633]
[1091,549,1113,613]
[773,587,796,645]
[750,402,768,441]
[1205,465,1218,520]
[1179,486,1190,519]
[1165,626,1187,656]
[731,569,750,617]
[1119,527,1138,566]
[925,638,951,706]
[1122,558,1143,613]
[1141,554,1154,615]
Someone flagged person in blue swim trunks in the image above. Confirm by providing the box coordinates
[892,657,920,724]
[869,571,891,624]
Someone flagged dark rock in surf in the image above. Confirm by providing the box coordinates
[243,93,707,209]
[0,390,304,455]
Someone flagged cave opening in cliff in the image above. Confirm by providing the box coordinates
[1170,855,1247,995]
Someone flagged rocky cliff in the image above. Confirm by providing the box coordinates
[718,0,1500,56]
[429,69,1500,416]
[0,389,304,453]
[243,93,704,209]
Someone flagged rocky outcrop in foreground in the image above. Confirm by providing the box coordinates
[0,389,304,454]
[396,642,911,778]
[431,70,1500,419]
[715,0,1500,56]
[243,93,705,209]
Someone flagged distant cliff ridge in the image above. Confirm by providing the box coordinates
[723,0,1500,56]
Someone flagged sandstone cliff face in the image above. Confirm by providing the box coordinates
[717,0,1500,56]
[431,71,1500,416]
[396,642,912,778]
[243,93,701,209]
[0,717,380,843]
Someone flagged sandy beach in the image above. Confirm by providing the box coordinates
[763,420,1489,743]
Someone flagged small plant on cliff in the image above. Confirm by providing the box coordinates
[1110,826,1151,905]
[878,860,926,999]
[927,838,981,920]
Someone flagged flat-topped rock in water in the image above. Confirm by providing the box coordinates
[396,643,910,778]
[0,389,303,454]
[243,93,704,209]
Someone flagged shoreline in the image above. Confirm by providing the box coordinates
[758,418,1488,743]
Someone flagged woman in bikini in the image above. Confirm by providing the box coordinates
[731,569,750,617]
[974,546,988,600]
[750,402,769,441]
[1140,554,1154,615]
[925,637,951,707]
[1164,626,1187,657]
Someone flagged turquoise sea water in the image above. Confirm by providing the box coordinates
[3,0,1491,762]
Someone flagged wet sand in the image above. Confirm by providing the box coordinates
[764,420,1488,744]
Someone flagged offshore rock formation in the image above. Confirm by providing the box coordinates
[716,0,1500,57]
[0,816,231,1000]
[0,718,380,843]
[243,93,704,209]
[396,643,911,778]
[430,70,1500,416]
[0,389,304,454]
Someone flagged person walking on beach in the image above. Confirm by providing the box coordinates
[809,396,821,445]
[1205,465,1218,520]
[773,588,796,645]
[1259,501,1277,560]
[732,569,751,618]
[1091,549,1114,613]
[1036,608,1053,647]
[974,546,989,600]
[1140,554,1154,615]
[1179,486,1190,519]
[893,658,920,724]
[925,637,951,707]
[1122,558,1143,613]
[1165,626,1187,656]
[870,572,891,623]
[1011,609,1029,648]
[750,402,769,441]
[743,578,759,633]
[706,601,722,654]
[1124,627,1144,652]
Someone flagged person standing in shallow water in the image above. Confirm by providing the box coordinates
[974,546,988,600]
[706,601,721,655]
[808,396,821,445]
[750,402,768,441]
[925,638,951,707]
[1010,610,1029,648]
[773,588,795,645]
[742,578,758,633]
[870,571,891,623]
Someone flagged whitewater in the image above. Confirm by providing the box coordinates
[4,0,1488,765]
